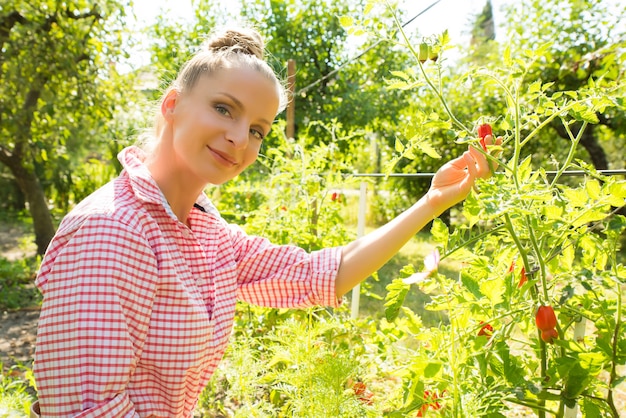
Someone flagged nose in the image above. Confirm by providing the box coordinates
[225,120,249,150]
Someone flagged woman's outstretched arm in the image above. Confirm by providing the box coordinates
[334,139,497,297]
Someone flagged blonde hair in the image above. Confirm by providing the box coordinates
[142,26,287,151]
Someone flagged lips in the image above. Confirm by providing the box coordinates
[208,146,237,167]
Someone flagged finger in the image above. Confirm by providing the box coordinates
[463,151,478,179]
[468,146,491,178]
[492,135,504,161]
[448,154,469,169]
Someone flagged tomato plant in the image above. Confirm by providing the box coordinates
[374,4,626,417]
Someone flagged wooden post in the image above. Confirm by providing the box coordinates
[286,59,296,139]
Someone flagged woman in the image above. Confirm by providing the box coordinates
[33,26,498,417]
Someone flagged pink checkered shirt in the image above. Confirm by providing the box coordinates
[34,146,342,417]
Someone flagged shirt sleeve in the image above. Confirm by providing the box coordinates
[226,223,344,309]
[34,215,158,417]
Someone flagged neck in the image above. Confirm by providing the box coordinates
[145,140,206,225]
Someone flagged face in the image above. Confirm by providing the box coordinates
[162,66,280,186]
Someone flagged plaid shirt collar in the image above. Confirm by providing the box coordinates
[118,146,219,218]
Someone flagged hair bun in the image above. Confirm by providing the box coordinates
[206,27,265,60]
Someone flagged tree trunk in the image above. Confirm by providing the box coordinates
[11,163,56,255]
[578,127,608,170]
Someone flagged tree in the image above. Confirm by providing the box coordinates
[500,0,626,170]
[470,0,495,47]
[241,0,413,148]
[0,0,130,254]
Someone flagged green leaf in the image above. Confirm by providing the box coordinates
[479,278,504,305]
[395,138,404,153]
[581,398,603,417]
[517,156,533,183]
[572,209,608,228]
[562,187,589,208]
[559,244,575,272]
[384,279,410,322]
[430,218,449,248]
[390,70,411,81]
[461,270,483,300]
[415,139,442,159]
[503,44,511,66]
[462,191,481,227]
[386,80,414,90]
[606,215,626,236]
[401,307,423,334]
[423,361,442,378]
[585,179,601,200]
[528,80,542,94]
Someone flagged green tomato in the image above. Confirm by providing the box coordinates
[418,42,430,63]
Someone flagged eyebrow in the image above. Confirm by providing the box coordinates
[219,92,273,127]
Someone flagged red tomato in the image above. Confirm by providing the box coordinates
[508,260,516,273]
[478,321,494,337]
[541,328,558,344]
[352,382,366,396]
[477,123,492,152]
[535,305,557,331]
[352,381,374,405]
[477,123,492,139]
[417,390,443,415]
[518,266,528,288]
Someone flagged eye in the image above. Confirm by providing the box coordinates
[215,105,231,117]
[250,128,265,141]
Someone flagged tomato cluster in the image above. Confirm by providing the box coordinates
[417,42,439,64]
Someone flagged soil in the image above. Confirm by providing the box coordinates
[0,309,39,369]
[1,221,39,370]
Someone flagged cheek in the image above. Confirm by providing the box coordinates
[242,144,261,167]
[195,107,218,127]
[176,106,214,132]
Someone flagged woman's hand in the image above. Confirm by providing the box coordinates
[426,135,501,215]
[335,134,502,297]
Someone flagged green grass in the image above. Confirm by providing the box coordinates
[0,364,37,418]
[353,229,459,327]
[0,256,41,311]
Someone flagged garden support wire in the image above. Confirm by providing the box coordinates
[349,169,626,319]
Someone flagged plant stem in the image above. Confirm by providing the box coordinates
[606,283,622,418]
[442,225,506,260]
[549,120,587,188]
[520,99,596,148]
[505,397,556,416]
[505,212,547,418]
[525,214,549,302]
[387,2,469,134]
[503,213,531,279]
[479,72,522,183]
[538,337,548,418]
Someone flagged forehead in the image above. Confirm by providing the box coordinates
[192,67,280,116]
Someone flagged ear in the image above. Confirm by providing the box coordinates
[160,88,179,123]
